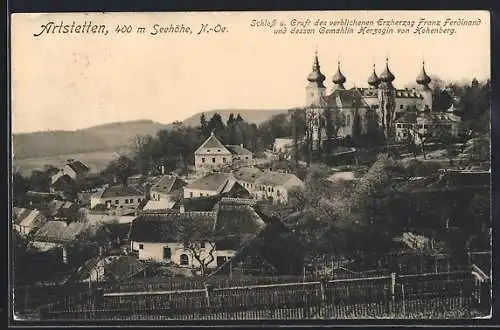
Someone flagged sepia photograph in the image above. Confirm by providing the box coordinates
[10,10,491,321]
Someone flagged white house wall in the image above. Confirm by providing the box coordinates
[131,241,235,269]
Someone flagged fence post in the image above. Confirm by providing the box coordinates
[320,277,328,304]
[204,283,213,308]
[390,272,396,314]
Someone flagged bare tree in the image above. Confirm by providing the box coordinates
[183,241,217,280]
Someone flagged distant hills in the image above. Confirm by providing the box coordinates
[13,109,287,159]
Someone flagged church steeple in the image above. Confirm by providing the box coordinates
[306,50,326,88]
[379,57,395,83]
[416,60,432,89]
[306,50,326,106]
[368,63,380,88]
[332,61,346,90]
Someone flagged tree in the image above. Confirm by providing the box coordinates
[101,156,137,186]
[199,113,210,139]
[178,218,218,281]
[207,113,225,138]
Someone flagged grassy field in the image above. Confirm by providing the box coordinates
[13,148,133,177]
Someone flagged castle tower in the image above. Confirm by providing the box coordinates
[306,50,326,106]
[416,61,433,111]
[305,51,326,155]
[332,61,347,91]
[378,57,396,139]
[367,64,380,89]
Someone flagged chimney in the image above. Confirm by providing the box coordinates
[161,165,165,175]
[180,204,185,213]
[240,143,243,148]
[113,176,117,184]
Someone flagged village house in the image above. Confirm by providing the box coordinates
[46,200,80,221]
[62,159,90,181]
[126,174,146,187]
[273,138,294,154]
[149,175,186,202]
[253,171,305,204]
[49,174,75,200]
[90,185,145,210]
[75,255,146,283]
[128,203,266,270]
[183,172,250,199]
[194,132,253,173]
[232,167,264,196]
[394,108,462,144]
[12,207,47,236]
[23,191,58,210]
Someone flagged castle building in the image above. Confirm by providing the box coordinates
[303,52,459,150]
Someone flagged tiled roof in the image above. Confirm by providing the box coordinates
[254,171,304,188]
[129,212,217,243]
[323,88,370,109]
[129,206,266,249]
[183,195,222,212]
[184,173,233,191]
[151,175,186,194]
[67,161,90,174]
[143,199,176,211]
[104,256,146,282]
[51,174,74,188]
[34,221,87,242]
[195,133,231,154]
[13,207,44,227]
[101,185,144,198]
[233,167,263,183]
[225,145,252,156]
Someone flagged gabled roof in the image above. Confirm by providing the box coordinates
[13,207,44,226]
[225,145,252,156]
[51,174,74,188]
[129,212,217,243]
[143,199,177,211]
[101,185,144,198]
[151,175,186,194]
[129,206,266,249]
[195,133,231,154]
[183,195,222,212]
[184,173,233,192]
[254,171,304,189]
[34,221,87,242]
[322,88,370,109]
[233,167,263,183]
[104,256,146,282]
[66,161,90,174]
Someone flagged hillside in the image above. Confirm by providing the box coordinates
[13,120,168,159]
[13,110,287,159]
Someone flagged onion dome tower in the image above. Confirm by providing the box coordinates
[416,61,432,89]
[378,57,396,138]
[332,61,346,90]
[306,50,326,106]
[367,64,380,88]
[379,57,395,88]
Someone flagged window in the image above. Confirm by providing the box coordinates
[217,149,221,152]
[201,242,206,248]
[202,158,205,163]
[115,200,119,204]
[125,199,129,204]
[245,157,249,160]
[400,104,404,109]
[138,198,141,203]
[180,254,189,266]
[190,192,193,198]
[200,193,203,197]
[217,256,227,267]
[105,200,111,205]
[418,124,423,129]
[139,244,144,250]
[207,149,210,152]
[212,158,216,163]
[223,157,226,163]
[163,247,172,260]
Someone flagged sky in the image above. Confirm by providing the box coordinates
[11,11,490,133]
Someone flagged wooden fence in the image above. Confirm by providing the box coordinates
[40,269,489,320]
